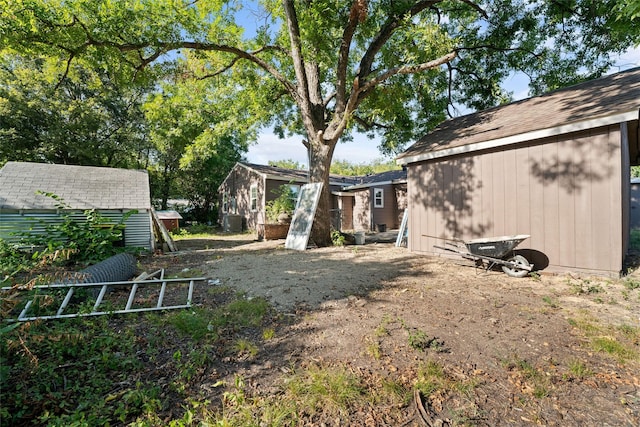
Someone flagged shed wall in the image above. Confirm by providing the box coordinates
[408,125,625,275]
[0,210,153,251]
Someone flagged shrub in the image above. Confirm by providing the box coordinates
[16,192,138,266]
[265,184,297,223]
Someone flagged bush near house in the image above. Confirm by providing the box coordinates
[265,184,297,223]
[1,195,140,287]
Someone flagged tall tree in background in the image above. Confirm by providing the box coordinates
[268,159,305,170]
[0,53,151,167]
[144,67,253,219]
[330,158,400,176]
[2,0,638,244]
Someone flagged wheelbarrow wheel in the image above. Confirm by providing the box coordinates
[502,255,530,278]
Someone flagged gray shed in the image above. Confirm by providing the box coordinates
[397,67,640,276]
[0,161,154,251]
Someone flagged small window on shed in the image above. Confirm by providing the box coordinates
[373,188,384,208]
[250,185,258,211]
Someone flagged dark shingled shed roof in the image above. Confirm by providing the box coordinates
[397,67,640,164]
[0,162,151,210]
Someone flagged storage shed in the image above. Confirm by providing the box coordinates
[397,67,640,276]
[156,210,183,232]
[0,162,154,251]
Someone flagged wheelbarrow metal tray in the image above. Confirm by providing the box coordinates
[464,234,530,259]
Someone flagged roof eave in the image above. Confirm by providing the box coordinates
[342,179,403,191]
[398,109,639,166]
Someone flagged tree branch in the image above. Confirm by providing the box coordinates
[335,0,367,114]
[359,51,457,104]
[282,0,312,113]
[358,0,442,79]
[455,44,542,60]
[54,49,75,91]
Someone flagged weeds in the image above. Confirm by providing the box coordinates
[1,318,143,425]
[213,364,366,426]
[623,277,640,291]
[233,339,258,357]
[262,328,276,340]
[415,359,477,401]
[1,281,275,425]
[568,278,605,295]
[566,359,593,380]
[502,355,551,399]
[542,295,559,308]
[331,230,346,247]
[567,315,639,362]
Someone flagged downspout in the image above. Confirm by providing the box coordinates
[636,109,640,164]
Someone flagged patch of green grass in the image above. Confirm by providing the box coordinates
[214,364,368,425]
[591,337,636,361]
[567,316,639,363]
[618,324,640,339]
[378,379,412,406]
[623,277,640,291]
[568,278,605,295]
[566,359,593,380]
[502,355,551,399]
[167,297,270,341]
[171,224,219,239]
[233,339,258,357]
[216,297,270,329]
[408,328,431,351]
[167,308,217,341]
[262,327,275,340]
[286,363,365,416]
[415,360,446,396]
[1,318,142,425]
[366,338,382,360]
[542,295,559,308]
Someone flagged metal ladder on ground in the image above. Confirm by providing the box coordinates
[2,270,207,322]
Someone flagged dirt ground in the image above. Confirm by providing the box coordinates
[143,232,640,426]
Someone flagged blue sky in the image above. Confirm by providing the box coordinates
[246,47,640,167]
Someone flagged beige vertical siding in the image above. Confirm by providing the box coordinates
[408,125,626,275]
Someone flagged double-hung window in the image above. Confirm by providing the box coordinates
[373,188,384,208]
[250,185,258,211]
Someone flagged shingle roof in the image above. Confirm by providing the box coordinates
[240,162,360,186]
[342,169,407,190]
[397,67,640,162]
[240,162,311,182]
[0,162,151,210]
[156,210,183,220]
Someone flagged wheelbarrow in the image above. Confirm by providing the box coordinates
[433,234,533,278]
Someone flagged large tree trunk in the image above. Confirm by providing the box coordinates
[307,138,337,247]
